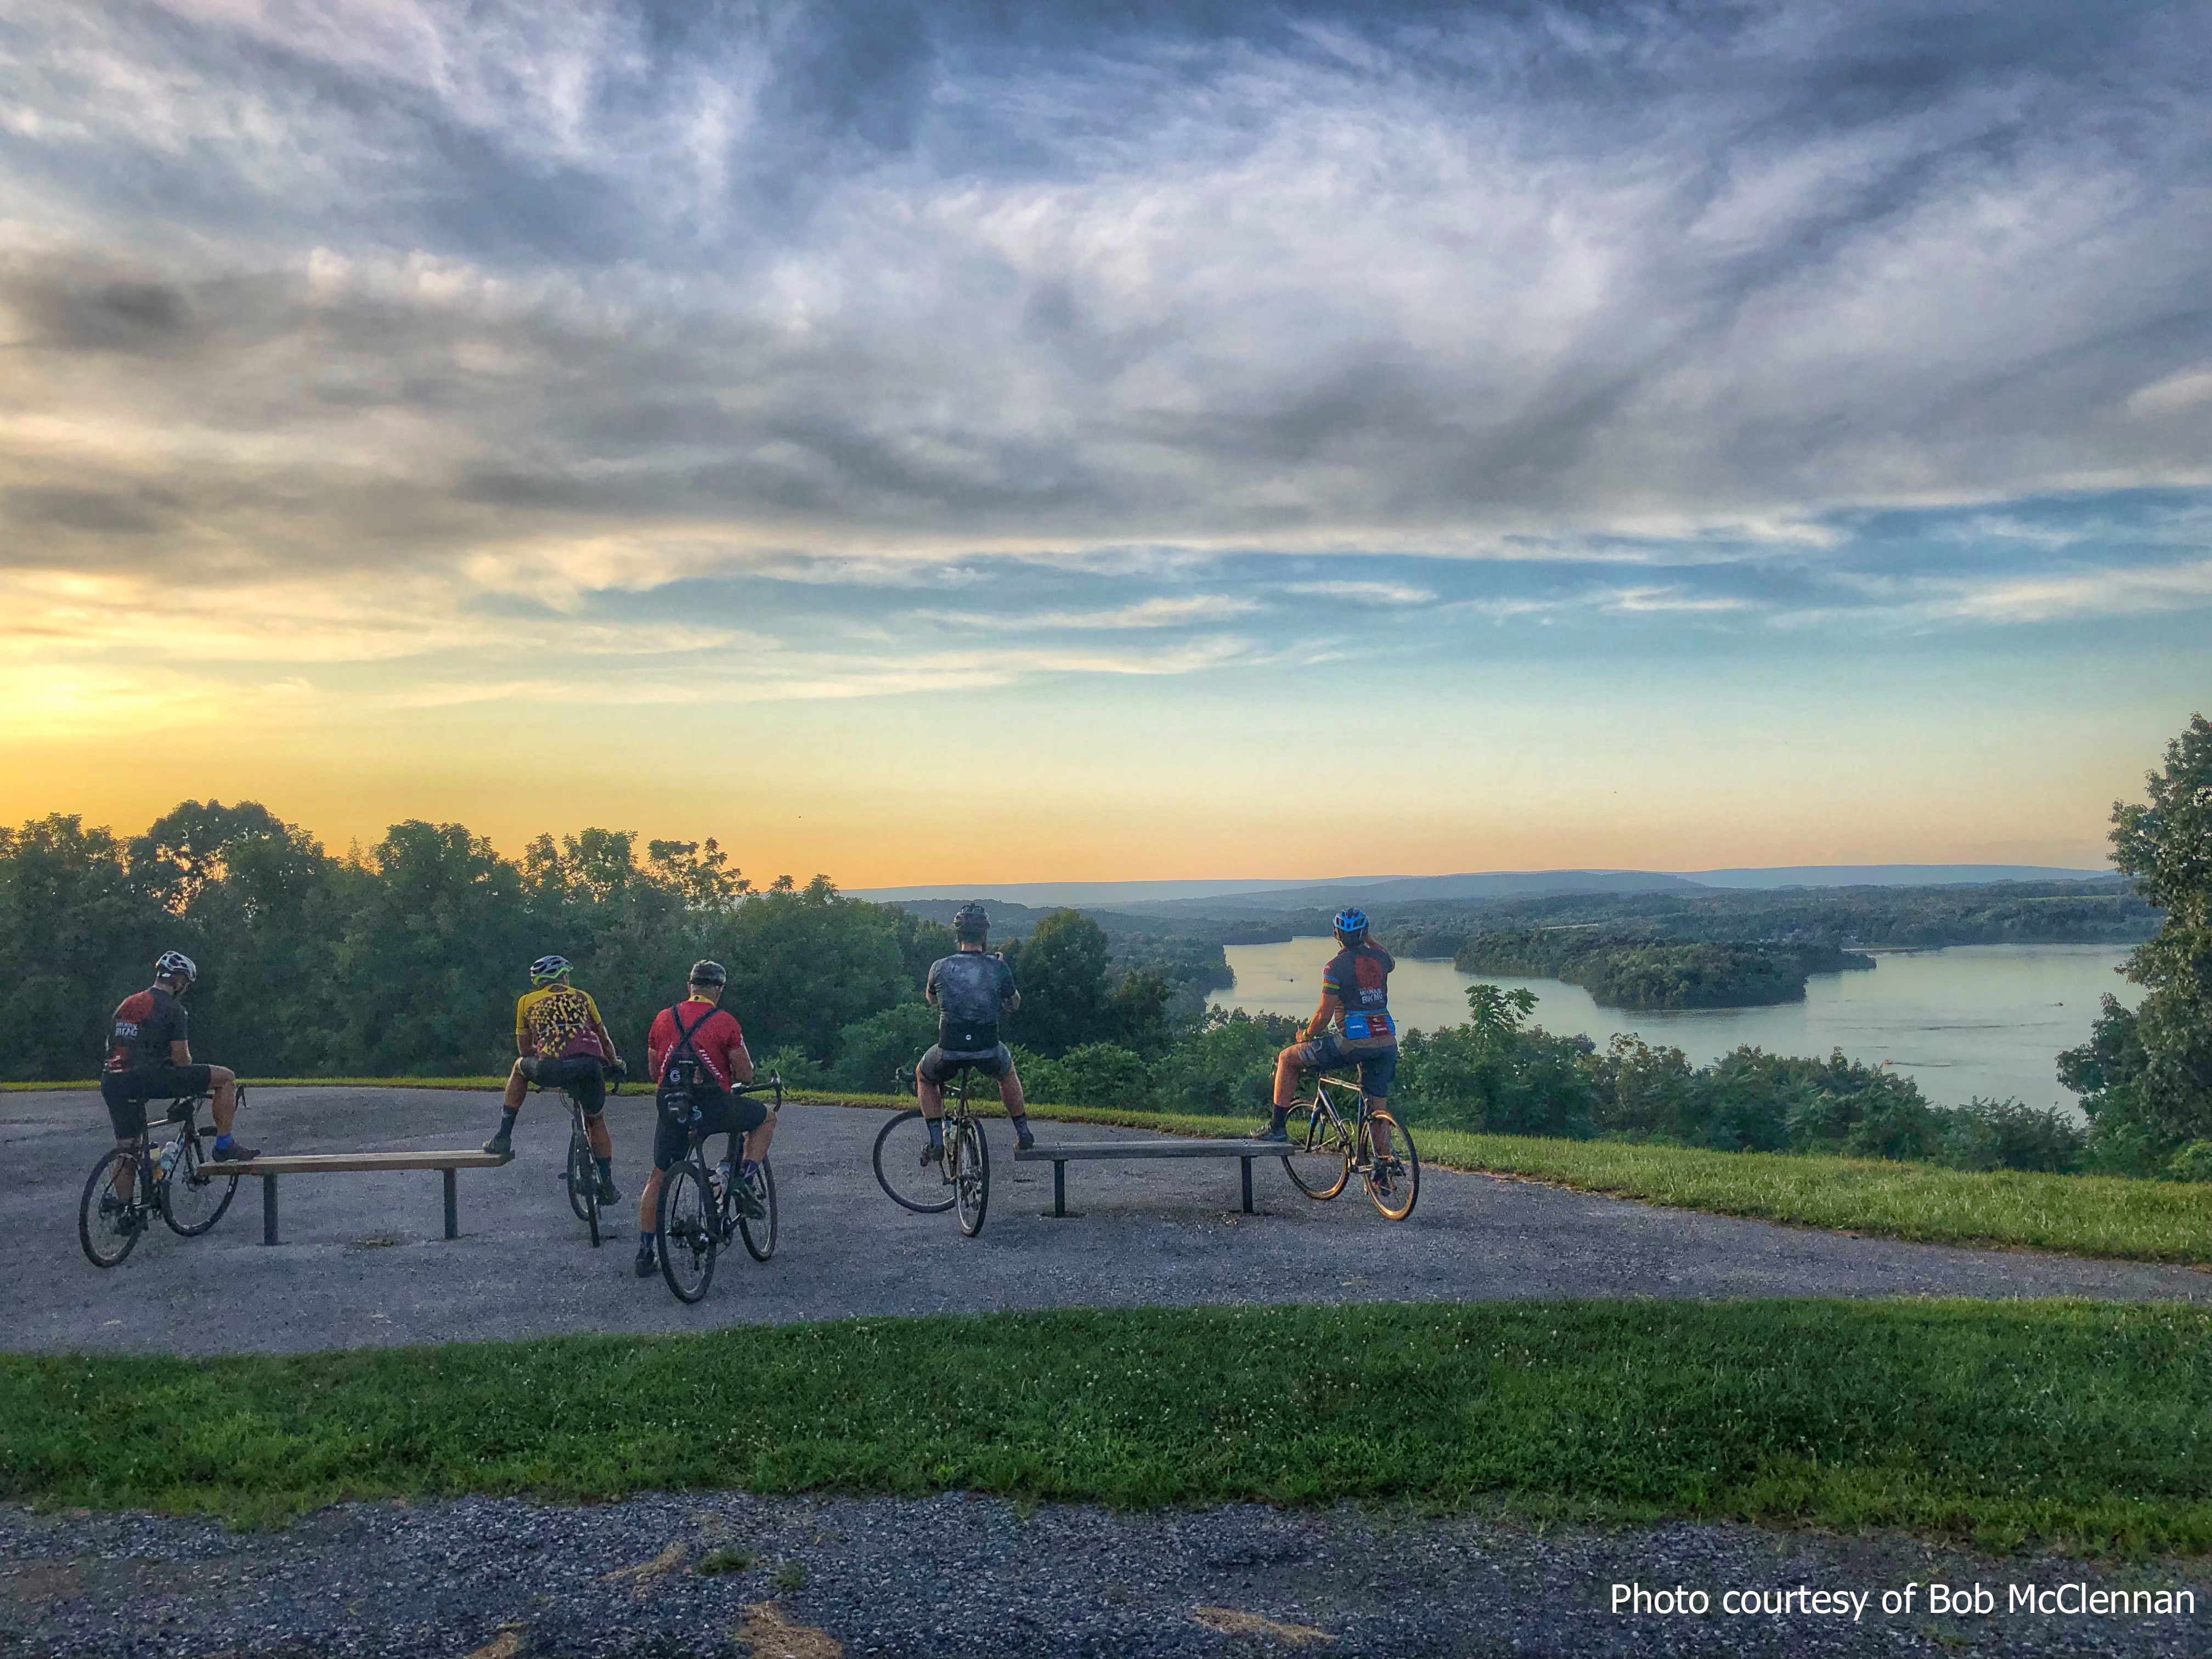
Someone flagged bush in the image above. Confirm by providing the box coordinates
[1935,1098,2085,1174]
[2168,1141,2212,1183]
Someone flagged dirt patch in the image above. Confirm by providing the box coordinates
[600,1538,689,1596]
[463,1623,527,1658]
[733,1600,843,1658]
[1192,1604,1333,1644]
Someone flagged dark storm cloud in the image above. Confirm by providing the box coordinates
[0,0,2203,646]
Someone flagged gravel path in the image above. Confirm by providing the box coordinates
[7,1087,2208,1356]
[3,1494,2205,1658]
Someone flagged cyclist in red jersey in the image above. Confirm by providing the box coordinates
[633,960,776,1279]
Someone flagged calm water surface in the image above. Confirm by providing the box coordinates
[1209,940,2140,1112]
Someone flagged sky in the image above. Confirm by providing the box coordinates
[1,0,2205,886]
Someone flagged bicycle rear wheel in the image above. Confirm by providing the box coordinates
[161,1130,236,1237]
[952,1118,989,1237]
[1281,1099,1353,1200]
[565,1126,594,1223]
[1363,1109,1420,1221]
[738,1159,777,1261]
[80,1148,148,1268]
[658,1158,718,1302]
[872,1108,956,1214]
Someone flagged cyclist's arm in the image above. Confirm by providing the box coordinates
[170,1037,193,1066]
[515,997,533,1057]
[1305,992,1340,1042]
[583,994,619,1065]
[727,1039,755,1085]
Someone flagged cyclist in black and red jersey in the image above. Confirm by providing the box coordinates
[1253,908,1406,1195]
[98,952,255,1211]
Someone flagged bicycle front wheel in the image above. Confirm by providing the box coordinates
[952,1118,989,1237]
[80,1148,147,1268]
[872,1108,955,1214]
[1363,1109,1420,1221]
[657,1158,718,1302]
[1281,1100,1353,1200]
[565,1128,594,1223]
[161,1132,237,1237]
[738,1159,777,1261]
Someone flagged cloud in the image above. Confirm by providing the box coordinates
[0,0,2204,736]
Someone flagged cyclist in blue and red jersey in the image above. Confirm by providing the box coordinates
[98,952,255,1210]
[1252,909,1406,1195]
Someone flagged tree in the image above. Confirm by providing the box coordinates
[0,816,165,1079]
[2063,713,2212,1168]
[1002,909,1113,1058]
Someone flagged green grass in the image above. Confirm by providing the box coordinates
[794,1091,2212,1266]
[4,1301,2207,1555]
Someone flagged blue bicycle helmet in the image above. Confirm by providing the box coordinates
[1331,908,1368,940]
[528,954,573,984]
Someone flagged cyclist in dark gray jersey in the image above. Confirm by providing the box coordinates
[917,902,1035,1155]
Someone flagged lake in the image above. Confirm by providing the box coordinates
[1208,940,2141,1113]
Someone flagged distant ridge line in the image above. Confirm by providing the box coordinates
[853,863,2114,911]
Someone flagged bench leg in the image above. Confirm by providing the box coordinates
[1041,1160,1081,1219]
[262,1173,278,1246]
[443,1167,458,1240]
[1241,1156,1254,1215]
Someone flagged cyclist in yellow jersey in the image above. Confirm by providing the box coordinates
[482,955,625,1204]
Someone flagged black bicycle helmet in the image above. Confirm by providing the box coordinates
[154,950,198,984]
[952,901,989,943]
[528,954,572,984]
[689,958,727,987]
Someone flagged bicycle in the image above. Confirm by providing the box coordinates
[873,1063,990,1237]
[77,1088,242,1267]
[656,1075,781,1303]
[557,1063,625,1248]
[1281,1070,1420,1221]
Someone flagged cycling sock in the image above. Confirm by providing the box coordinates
[497,1108,519,1136]
[741,1159,760,1179]
[1267,1105,1288,1131]
[215,1133,233,1152]
[637,1229,655,1246]
[1009,1113,1029,1130]
[926,1118,944,1147]
[594,1155,612,1182]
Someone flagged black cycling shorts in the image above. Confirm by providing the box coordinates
[522,1054,606,1115]
[919,1043,1012,1085]
[99,1065,213,1138]
[652,1086,768,1171]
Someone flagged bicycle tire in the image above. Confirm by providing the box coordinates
[160,1130,237,1237]
[565,1127,594,1223]
[80,1148,147,1268]
[738,1159,777,1261]
[872,1108,956,1214]
[658,1157,717,1302]
[1363,1109,1420,1222]
[1281,1099,1353,1200]
[952,1118,989,1237]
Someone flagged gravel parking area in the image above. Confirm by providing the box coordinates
[3,1493,2205,1658]
[6,1086,2209,1357]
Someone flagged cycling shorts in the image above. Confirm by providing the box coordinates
[652,1086,768,1171]
[919,1043,1012,1085]
[521,1054,606,1115]
[1291,1033,1397,1099]
[99,1065,213,1138]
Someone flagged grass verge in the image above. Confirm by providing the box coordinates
[794,1090,2212,1266]
[3,1300,2207,1555]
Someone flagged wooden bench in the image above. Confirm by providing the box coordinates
[206,1150,514,1244]
[1013,1137,1280,1217]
